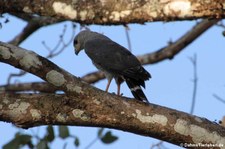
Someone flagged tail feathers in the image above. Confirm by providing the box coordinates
[125,78,149,103]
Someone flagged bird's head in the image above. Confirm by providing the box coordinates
[73,30,91,55]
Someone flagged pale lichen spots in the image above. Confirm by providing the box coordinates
[8,102,30,118]
[93,99,101,105]
[56,113,67,122]
[122,100,131,107]
[46,70,66,87]
[110,10,131,21]
[149,11,158,18]
[174,119,189,136]
[135,109,168,126]
[223,3,225,9]
[163,0,191,17]
[132,113,136,117]
[79,10,87,21]
[72,109,89,121]
[9,102,19,109]
[174,119,225,144]
[0,46,11,59]
[19,52,42,69]
[3,98,9,104]
[110,11,120,21]
[194,116,203,123]
[23,6,32,13]
[66,84,83,94]
[102,18,108,22]
[120,10,131,18]
[30,109,41,120]
[52,2,77,19]
[121,111,125,115]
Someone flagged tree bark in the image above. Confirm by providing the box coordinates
[0,41,225,148]
[1,0,225,25]
[1,93,225,148]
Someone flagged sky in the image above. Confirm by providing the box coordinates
[0,14,225,149]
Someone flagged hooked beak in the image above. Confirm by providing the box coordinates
[75,48,80,55]
[75,50,79,55]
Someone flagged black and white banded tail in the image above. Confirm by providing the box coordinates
[125,77,149,103]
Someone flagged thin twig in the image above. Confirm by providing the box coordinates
[7,70,26,84]
[213,94,225,104]
[189,54,198,114]
[124,25,132,51]
[84,137,99,149]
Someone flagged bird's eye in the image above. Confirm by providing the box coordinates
[74,40,78,45]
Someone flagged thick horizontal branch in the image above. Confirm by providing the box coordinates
[0,0,224,24]
[0,93,225,148]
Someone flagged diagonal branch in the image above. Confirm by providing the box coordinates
[0,41,90,96]
[0,19,219,92]
[138,19,219,64]
[8,16,63,46]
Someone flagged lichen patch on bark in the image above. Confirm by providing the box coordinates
[174,119,225,144]
[19,52,42,69]
[135,109,168,126]
[72,109,89,121]
[0,46,11,59]
[8,101,30,118]
[163,0,192,17]
[30,109,41,120]
[52,2,77,19]
[46,70,66,87]
[56,113,67,122]
[66,83,83,94]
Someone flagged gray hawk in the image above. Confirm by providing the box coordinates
[73,30,151,103]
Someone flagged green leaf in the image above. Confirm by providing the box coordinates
[36,140,49,149]
[97,128,104,138]
[58,126,70,139]
[74,137,80,147]
[100,131,118,144]
[45,125,55,142]
[3,138,20,149]
[3,134,32,149]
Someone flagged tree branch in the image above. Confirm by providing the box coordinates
[0,39,225,148]
[8,16,63,45]
[0,93,225,148]
[138,19,219,64]
[0,41,90,96]
[0,0,224,24]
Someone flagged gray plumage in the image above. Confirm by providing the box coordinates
[74,30,151,103]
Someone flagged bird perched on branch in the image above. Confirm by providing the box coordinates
[74,30,151,103]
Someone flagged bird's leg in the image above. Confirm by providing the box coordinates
[105,78,112,92]
[117,83,121,96]
[115,77,124,96]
